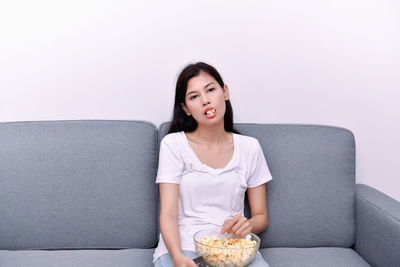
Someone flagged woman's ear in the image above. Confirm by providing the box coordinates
[181,102,191,116]
[223,84,230,101]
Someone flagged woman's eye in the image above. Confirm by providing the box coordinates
[208,88,215,92]
[190,95,198,100]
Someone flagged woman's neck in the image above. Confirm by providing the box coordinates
[187,123,231,147]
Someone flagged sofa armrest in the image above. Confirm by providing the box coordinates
[355,184,400,266]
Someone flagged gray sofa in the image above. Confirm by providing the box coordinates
[0,120,399,267]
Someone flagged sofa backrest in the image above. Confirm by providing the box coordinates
[158,122,356,248]
[0,120,159,250]
[0,120,356,250]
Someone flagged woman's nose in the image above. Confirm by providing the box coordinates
[202,99,210,106]
[200,94,210,106]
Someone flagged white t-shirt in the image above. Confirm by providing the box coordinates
[153,131,273,262]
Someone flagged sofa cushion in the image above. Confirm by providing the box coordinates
[0,248,154,267]
[236,124,356,247]
[158,123,356,248]
[260,247,370,267]
[0,120,158,250]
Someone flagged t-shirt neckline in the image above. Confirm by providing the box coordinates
[181,131,237,172]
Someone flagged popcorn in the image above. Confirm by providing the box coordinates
[195,234,258,267]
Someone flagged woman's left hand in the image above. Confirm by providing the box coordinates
[220,214,252,236]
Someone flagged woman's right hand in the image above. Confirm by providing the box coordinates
[172,255,197,267]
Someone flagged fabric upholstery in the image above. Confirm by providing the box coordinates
[355,184,400,266]
[237,124,356,247]
[260,247,370,267]
[0,248,154,267]
[0,120,159,250]
[2,120,398,267]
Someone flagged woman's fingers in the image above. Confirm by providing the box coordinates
[180,257,198,267]
[234,220,251,236]
[220,219,233,234]
[175,255,198,267]
[220,215,240,234]
[221,214,251,236]
[188,260,198,267]
[231,216,247,234]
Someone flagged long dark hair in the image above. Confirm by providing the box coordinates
[168,62,240,134]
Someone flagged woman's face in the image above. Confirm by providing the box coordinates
[181,71,229,125]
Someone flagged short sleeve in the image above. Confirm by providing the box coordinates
[247,140,273,188]
[155,137,184,184]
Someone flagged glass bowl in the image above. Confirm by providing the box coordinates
[193,228,260,267]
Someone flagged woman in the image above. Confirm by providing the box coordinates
[153,62,273,267]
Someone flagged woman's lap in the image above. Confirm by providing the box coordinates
[154,251,269,267]
[154,251,198,267]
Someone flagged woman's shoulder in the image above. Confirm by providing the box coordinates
[234,133,263,158]
[234,134,266,167]
[234,133,259,147]
[160,131,184,145]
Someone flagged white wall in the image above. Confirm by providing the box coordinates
[1,0,399,200]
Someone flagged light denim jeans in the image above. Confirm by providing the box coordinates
[154,250,270,267]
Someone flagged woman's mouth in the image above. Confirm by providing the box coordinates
[204,108,216,118]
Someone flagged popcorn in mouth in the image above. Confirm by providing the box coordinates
[205,108,216,115]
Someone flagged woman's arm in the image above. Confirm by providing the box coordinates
[221,184,268,236]
[247,183,269,234]
[159,183,196,267]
